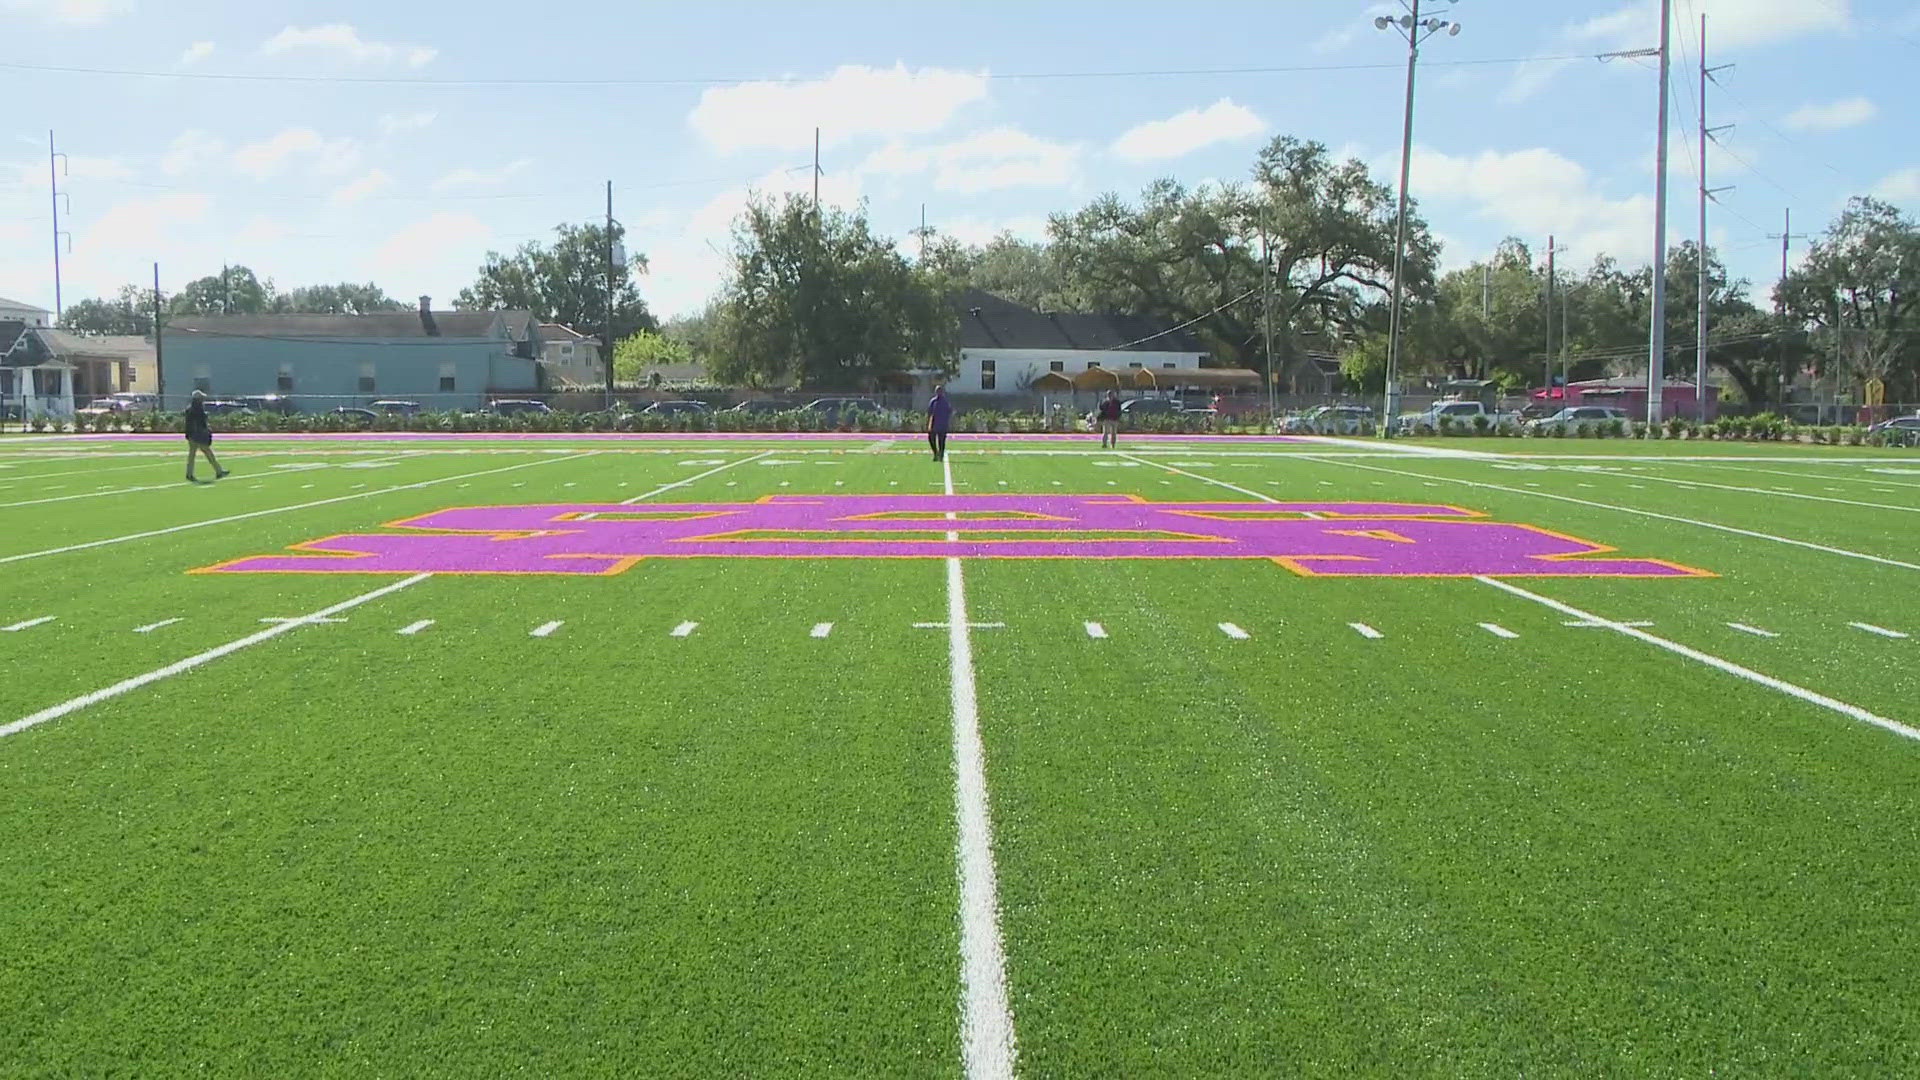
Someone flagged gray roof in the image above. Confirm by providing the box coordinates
[539,322,586,340]
[0,295,49,313]
[165,310,536,341]
[954,290,1207,354]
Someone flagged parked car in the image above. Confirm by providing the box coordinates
[1868,414,1920,445]
[330,407,378,427]
[727,400,790,415]
[1395,399,1520,433]
[485,399,553,417]
[800,397,887,423]
[201,399,255,416]
[640,400,712,417]
[1080,396,1189,428]
[74,398,135,419]
[368,399,423,416]
[239,394,298,415]
[1525,406,1631,433]
[1277,404,1375,435]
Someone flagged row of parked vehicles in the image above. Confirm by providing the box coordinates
[73,393,903,425]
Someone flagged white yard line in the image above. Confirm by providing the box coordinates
[618,450,774,504]
[1117,454,1270,498]
[810,622,834,639]
[1349,622,1384,639]
[1849,622,1910,640]
[2,616,56,632]
[1,575,431,740]
[670,621,699,637]
[1581,468,1920,515]
[530,621,564,638]
[941,454,1018,1080]
[1479,577,1919,744]
[1218,622,1252,640]
[1674,460,1920,492]
[132,618,182,634]
[0,464,323,509]
[1728,623,1780,638]
[1084,621,1108,639]
[0,453,599,567]
[398,619,435,636]
[1478,622,1519,639]
[1302,456,1920,573]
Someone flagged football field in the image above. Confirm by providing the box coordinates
[2,432,1918,1076]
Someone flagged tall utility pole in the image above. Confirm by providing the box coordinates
[605,180,617,404]
[1647,0,1673,425]
[1373,1,1463,437]
[49,131,68,323]
[1261,211,1276,420]
[1768,208,1809,303]
[1545,235,1557,399]
[812,128,821,212]
[152,263,166,411]
[1696,14,1733,420]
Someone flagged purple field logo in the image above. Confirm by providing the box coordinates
[197,495,1712,579]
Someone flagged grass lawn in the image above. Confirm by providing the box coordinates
[2,432,1917,1076]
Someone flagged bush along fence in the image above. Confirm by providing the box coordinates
[10,408,1917,446]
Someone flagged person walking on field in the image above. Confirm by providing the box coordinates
[183,390,229,483]
[1096,390,1122,449]
[927,384,953,462]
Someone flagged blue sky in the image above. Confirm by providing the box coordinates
[3,0,1915,321]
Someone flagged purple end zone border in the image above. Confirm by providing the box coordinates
[198,495,1715,579]
[37,431,1315,443]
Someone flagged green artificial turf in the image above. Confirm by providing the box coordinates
[1,433,1917,1076]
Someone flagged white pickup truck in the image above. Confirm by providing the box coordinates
[1394,400,1519,434]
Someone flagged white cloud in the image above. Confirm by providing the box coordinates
[372,211,492,289]
[73,193,211,260]
[177,41,214,66]
[431,159,531,191]
[160,130,224,177]
[1310,4,1398,53]
[234,215,290,249]
[329,169,393,206]
[689,64,988,153]
[1111,99,1266,164]
[1506,0,1852,102]
[1873,167,1920,201]
[378,111,437,136]
[860,127,1079,194]
[928,215,1051,249]
[1783,95,1876,132]
[1408,145,1655,268]
[231,128,359,180]
[1,0,131,26]
[260,24,437,67]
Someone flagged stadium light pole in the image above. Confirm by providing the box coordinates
[1375,2,1462,438]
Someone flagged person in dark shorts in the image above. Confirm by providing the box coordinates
[1096,390,1122,449]
[927,384,953,461]
[183,390,229,482]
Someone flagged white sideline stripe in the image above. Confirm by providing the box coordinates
[1478,622,1519,639]
[1728,623,1779,638]
[1084,621,1108,639]
[619,449,773,504]
[398,619,435,636]
[1480,577,1920,744]
[1850,622,1910,639]
[1,574,431,740]
[1349,622,1384,639]
[1591,468,1920,515]
[1218,622,1251,639]
[1118,453,1269,499]
[0,453,598,566]
[810,622,833,638]
[941,454,1017,1080]
[1303,456,1920,573]
[530,621,564,638]
[1565,620,1654,628]
[3,616,55,632]
[670,621,698,637]
[132,618,182,634]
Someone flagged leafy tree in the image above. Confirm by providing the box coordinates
[456,222,655,344]
[169,266,272,315]
[61,285,159,335]
[712,195,958,389]
[613,329,690,383]
[275,282,405,315]
[1779,197,1920,401]
[963,234,1059,310]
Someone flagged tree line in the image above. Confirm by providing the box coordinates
[55,132,1916,402]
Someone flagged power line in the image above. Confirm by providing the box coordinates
[0,53,1608,89]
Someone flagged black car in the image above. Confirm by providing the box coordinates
[239,394,297,416]
[330,407,378,427]
[800,397,886,421]
[728,400,789,415]
[641,400,712,417]
[369,399,423,416]
[201,400,255,416]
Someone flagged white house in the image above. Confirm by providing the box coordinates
[951,290,1211,397]
[2,320,75,420]
[538,323,606,388]
[0,295,51,328]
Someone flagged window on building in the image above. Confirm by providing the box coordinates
[34,369,64,396]
[1086,361,1101,370]
[439,376,456,392]
[560,344,574,356]
[1164,363,1177,369]
[359,361,376,395]
[980,358,996,391]
[0,370,12,398]
[277,374,294,392]
[1049,360,1064,373]
[1129,362,1144,369]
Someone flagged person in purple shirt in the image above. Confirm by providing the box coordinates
[927,384,953,461]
